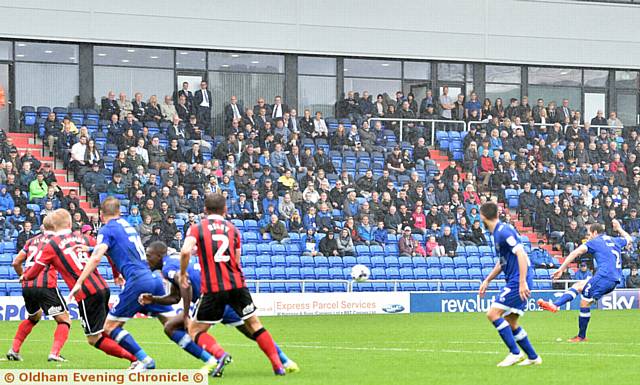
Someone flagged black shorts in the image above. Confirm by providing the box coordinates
[78,289,110,336]
[23,287,68,317]
[192,288,256,324]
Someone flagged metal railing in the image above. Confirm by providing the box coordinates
[0,278,579,293]
[467,121,624,136]
[367,117,467,144]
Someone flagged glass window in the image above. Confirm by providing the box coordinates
[528,85,582,112]
[209,52,284,73]
[616,93,637,126]
[94,46,173,68]
[343,59,401,78]
[583,70,608,88]
[298,56,336,76]
[485,84,521,105]
[176,50,206,70]
[615,71,638,89]
[437,63,465,81]
[208,71,284,131]
[528,67,581,86]
[298,76,336,117]
[15,42,78,64]
[403,80,432,99]
[0,64,8,130]
[94,67,174,107]
[343,78,401,98]
[486,65,521,84]
[15,63,78,107]
[0,41,11,61]
[466,65,474,82]
[403,61,430,80]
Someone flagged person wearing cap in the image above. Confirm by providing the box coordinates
[398,226,425,257]
[574,262,592,281]
[529,241,557,269]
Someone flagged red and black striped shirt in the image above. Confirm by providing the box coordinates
[26,230,108,301]
[20,233,58,289]
[186,215,244,294]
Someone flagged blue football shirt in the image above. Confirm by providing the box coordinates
[492,221,532,283]
[161,255,202,302]
[585,235,626,283]
[96,218,151,280]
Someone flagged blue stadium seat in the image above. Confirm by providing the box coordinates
[439,257,454,268]
[480,256,494,268]
[343,256,357,267]
[356,255,371,266]
[399,267,414,279]
[399,282,415,292]
[426,257,440,268]
[244,220,258,231]
[300,267,315,279]
[243,232,258,243]
[453,256,467,268]
[242,244,257,256]
[285,267,300,279]
[256,254,271,267]
[412,257,427,268]
[371,267,386,279]
[414,267,427,279]
[271,255,286,267]
[300,256,315,267]
[386,268,400,279]
[441,268,455,279]
[270,267,286,279]
[427,267,441,279]
[242,255,256,268]
[329,282,347,292]
[255,267,271,279]
[468,268,482,280]
[285,282,302,293]
[314,256,329,268]
[384,256,399,268]
[355,245,370,256]
[328,256,343,268]
[370,256,385,268]
[328,267,343,279]
[257,244,271,255]
[285,255,301,267]
[271,244,286,256]
[398,256,413,268]
[370,245,384,257]
[478,246,493,258]
[467,256,481,268]
[231,219,244,230]
[454,267,469,279]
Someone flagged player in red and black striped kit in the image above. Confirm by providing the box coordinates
[20,209,138,368]
[7,217,70,362]
[180,193,286,376]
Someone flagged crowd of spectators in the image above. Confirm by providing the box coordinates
[14,83,640,277]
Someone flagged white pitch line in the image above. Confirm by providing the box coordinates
[2,339,637,359]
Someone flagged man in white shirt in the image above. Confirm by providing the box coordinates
[271,95,288,120]
[194,81,212,131]
[439,86,454,120]
[70,135,87,170]
[161,95,178,122]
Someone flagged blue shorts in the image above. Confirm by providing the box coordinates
[491,277,534,316]
[582,275,618,302]
[108,272,176,321]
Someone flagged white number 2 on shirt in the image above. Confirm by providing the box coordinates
[211,234,230,262]
[612,249,622,269]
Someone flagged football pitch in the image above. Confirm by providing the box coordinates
[1,310,639,385]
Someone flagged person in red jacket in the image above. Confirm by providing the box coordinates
[478,149,495,192]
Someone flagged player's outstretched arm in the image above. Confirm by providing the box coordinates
[514,246,531,300]
[139,283,182,306]
[479,261,502,297]
[612,219,633,248]
[552,244,587,280]
[68,243,107,301]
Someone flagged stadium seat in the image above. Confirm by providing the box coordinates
[256,254,271,267]
[414,267,428,279]
[427,267,441,279]
[454,267,469,279]
[399,267,414,279]
[328,256,344,268]
[300,256,315,267]
[412,257,427,268]
[285,267,300,279]
[270,267,286,279]
[453,256,467,268]
[314,256,329,268]
[384,256,399,268]
[370,256,385,268]
[285,255,301,267]
[271,255,286,267]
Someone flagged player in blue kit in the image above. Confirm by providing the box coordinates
[139,241,299,375]
[478,202,541,367]
[538,220,632,342]
[70,197,219,373]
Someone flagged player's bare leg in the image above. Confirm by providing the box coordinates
[7,311,42,361]
[243,315,285,375]
[104,319,155,370]
[486,307,524,367]
[47,312,71,362]
[504,313,541,366]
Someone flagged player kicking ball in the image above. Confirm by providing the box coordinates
[138,241,299,376]
[478,202,541,367]
[70,197,219,373]
[180,193,287,376]
[8,219,70,362]
[537,220,632,342]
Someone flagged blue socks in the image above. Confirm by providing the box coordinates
[110,327,148,361]
[578,307,591,338]
[554,288,578,307]
[492,318,520,355]
[170,329,215,363]
[275,343,289,365]
[512,327,538,359]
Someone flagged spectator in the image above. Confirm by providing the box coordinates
[530,241,557,268]
[194,81,212,131]
[373,221,388,247]
[438,86,454,120]
[161,95,178,122]
[626,266,640,288]
[260,214,289,244]
[28,173,47,202]
[574,262,593,281]
[101,90,120,120]
[425,235,444,257]
[563,220,583,253]
[336,228,355,256]
[439,226,457,257]
[16,221,35,252]
[319,231,340,257]
[399,226,425,257]
[356,216,376,246]
[301,228,321,256]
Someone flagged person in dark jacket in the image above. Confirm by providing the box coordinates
[319,231,340,257]
[438,226,458,258]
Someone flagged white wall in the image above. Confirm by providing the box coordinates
[0,0,638,69]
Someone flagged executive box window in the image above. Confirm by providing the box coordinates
[209,52,284,73]
[176,50,206,70]
[528,67,583,111]
[94,46,174,68]
[14,42,79,108]
[615,71,639,89]
[343,58,401,97]
[616,93,638,126]
[437,63,465,82]
[0,41,12,61]
[485,65,522,104]
[584,69,609,88]
[298,56,336,117]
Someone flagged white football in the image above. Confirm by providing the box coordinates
[351,264,371,282]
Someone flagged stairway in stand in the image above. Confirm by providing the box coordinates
[10,133,99,217]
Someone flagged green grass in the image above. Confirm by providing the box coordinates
[1,311,639,384]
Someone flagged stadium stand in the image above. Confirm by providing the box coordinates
[0,90,638,295]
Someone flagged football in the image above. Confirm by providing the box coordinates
[351,264,371,282]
